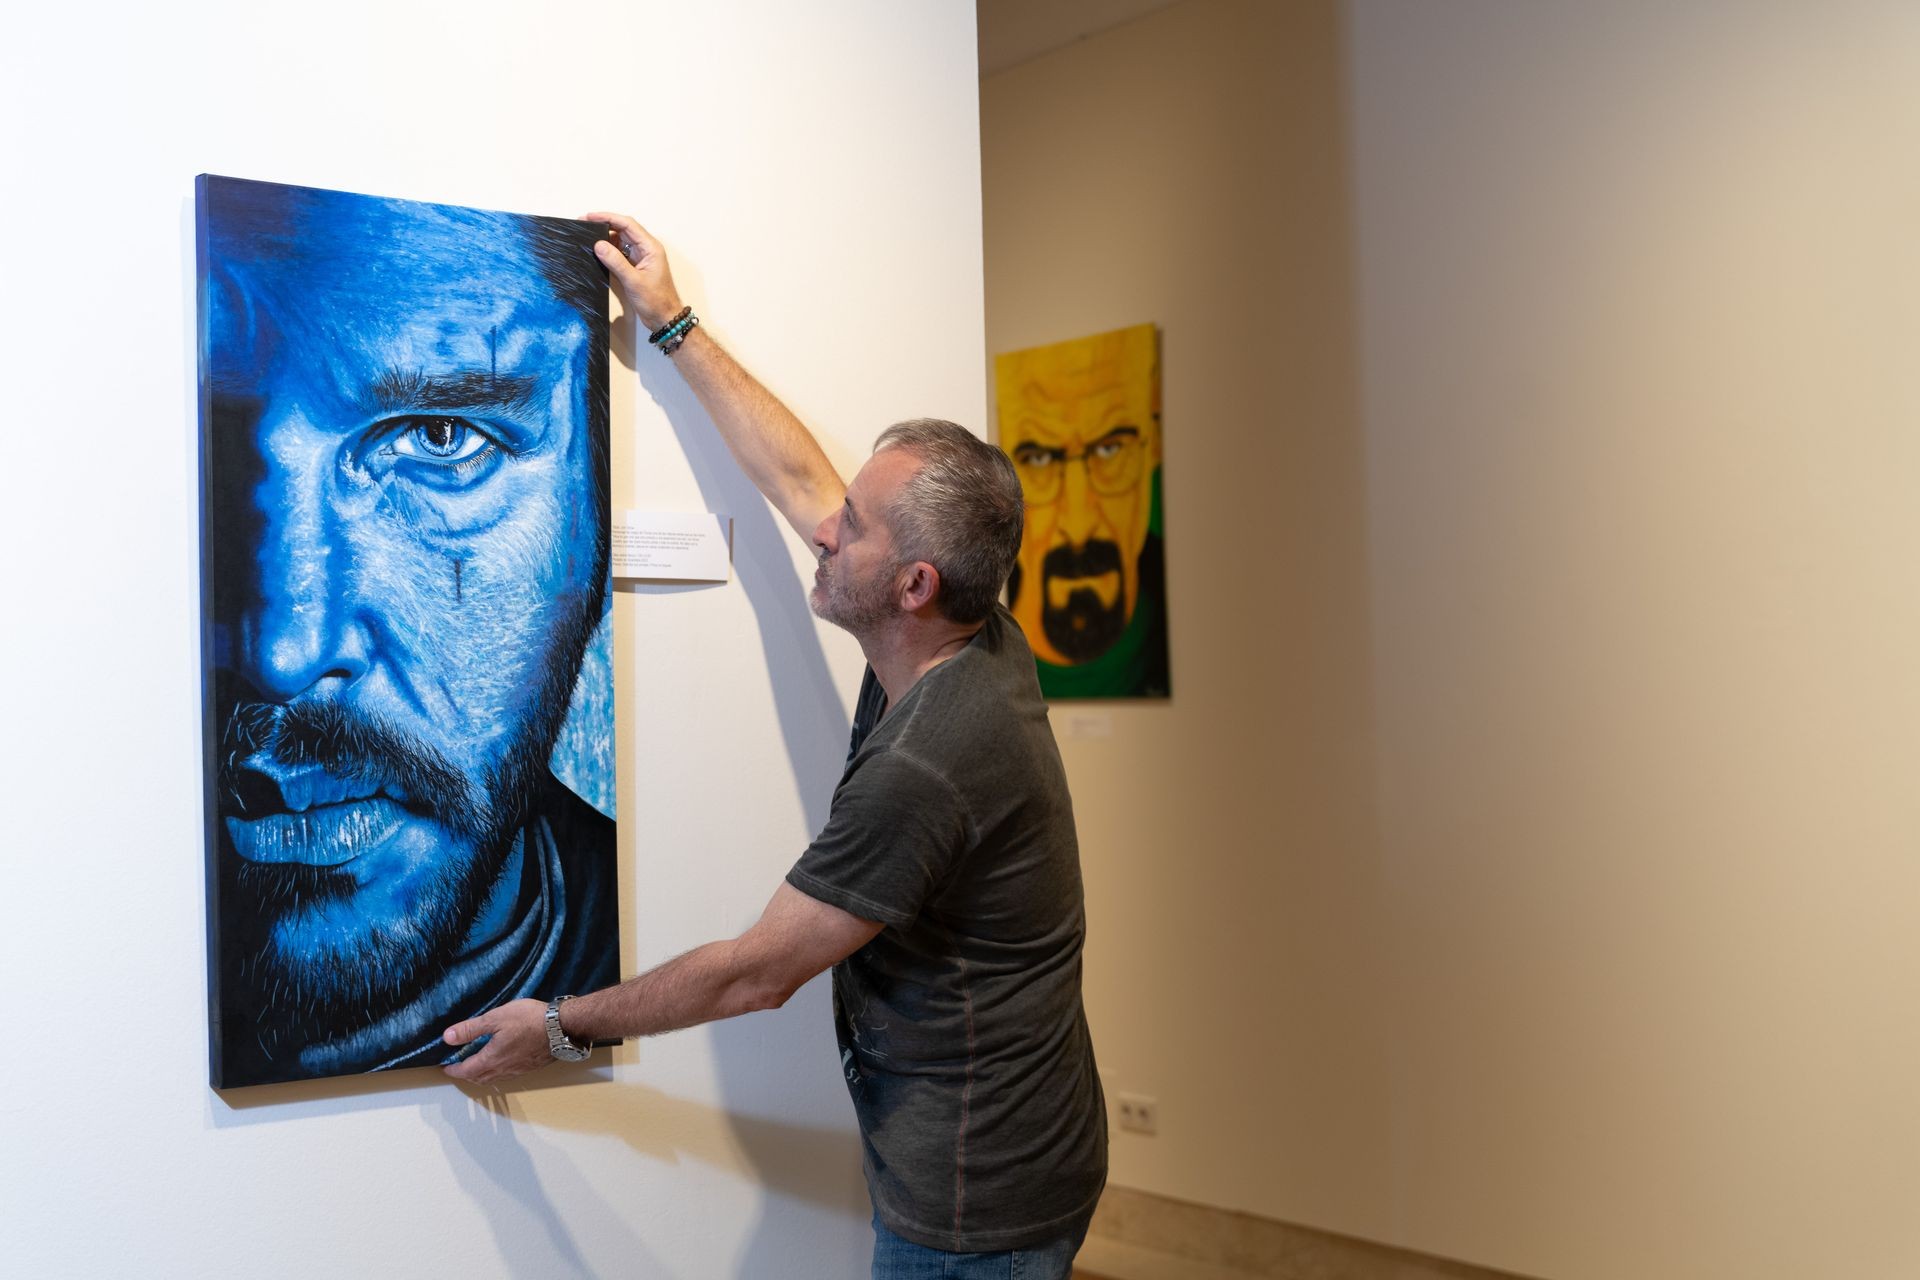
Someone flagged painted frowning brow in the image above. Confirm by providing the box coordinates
[363,368,541,416]
[1013,425,1141,459]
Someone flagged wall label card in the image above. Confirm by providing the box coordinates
[612,510,733,582]
[1060,710,1115,740]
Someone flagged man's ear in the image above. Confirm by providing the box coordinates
[899,561,941,614]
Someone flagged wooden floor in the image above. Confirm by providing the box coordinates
[1068,1186,1542,1280]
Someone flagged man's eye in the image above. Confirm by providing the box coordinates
[387,416,492,464]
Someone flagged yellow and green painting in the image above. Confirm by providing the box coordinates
[995,323,1168,698]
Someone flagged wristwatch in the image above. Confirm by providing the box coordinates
[545,995,591,1062]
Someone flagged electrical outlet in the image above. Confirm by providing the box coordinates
[1116,1092,1158,1135]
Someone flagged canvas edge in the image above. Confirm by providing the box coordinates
[195,172,230,1090]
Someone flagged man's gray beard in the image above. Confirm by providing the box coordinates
[811,553,900,634]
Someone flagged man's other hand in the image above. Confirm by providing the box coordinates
[585,211,684,333]
[442,998,552,1084]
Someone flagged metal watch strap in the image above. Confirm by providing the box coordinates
[546,995,589,1061]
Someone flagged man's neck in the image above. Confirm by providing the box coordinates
[858,612,985,710]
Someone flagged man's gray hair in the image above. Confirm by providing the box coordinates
[873,418,1025,625]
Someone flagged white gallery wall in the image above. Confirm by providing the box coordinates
[0,2,985,1276]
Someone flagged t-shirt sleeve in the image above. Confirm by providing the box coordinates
[786,748,975,928]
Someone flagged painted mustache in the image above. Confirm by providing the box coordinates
[1041,540,1124,583]
[218,700,483,855]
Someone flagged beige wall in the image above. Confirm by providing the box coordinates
[988,1,1920,1277]
[983,0,1394,1242]
[1352,3,1920,1276]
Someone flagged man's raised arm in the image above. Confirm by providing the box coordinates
[586,212,846,543]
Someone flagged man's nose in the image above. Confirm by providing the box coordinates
[813,507,840,556]
[238,448,370,701]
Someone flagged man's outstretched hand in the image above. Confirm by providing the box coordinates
[585,211,685,334]
[442,998,553,1084]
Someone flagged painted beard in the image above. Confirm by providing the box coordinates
[212,596,598,1053]
[1040,540,1128,661]
[216,697,530,1047]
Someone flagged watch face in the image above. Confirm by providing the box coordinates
[552,1043,590,1062]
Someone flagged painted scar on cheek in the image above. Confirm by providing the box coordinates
[452,556,464,603]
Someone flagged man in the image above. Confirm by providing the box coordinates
[995,324,1170,697]
[200,177,619,1087]
[444,214,1107,1278]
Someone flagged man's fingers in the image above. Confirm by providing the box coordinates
[581,212,678,327]
[582,210,647,241]
[583,211,651,257]
[593,239,642,284]
[443,1034,504,1081]
[443,1014,489,1046]
[582,211,662,270]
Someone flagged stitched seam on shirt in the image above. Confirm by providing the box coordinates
[944,922,978,1243]
[785,868,909,927]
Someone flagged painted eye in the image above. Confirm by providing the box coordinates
[1014,444,1059,468]
[389,416,491,464]
[1090,439,1126,460]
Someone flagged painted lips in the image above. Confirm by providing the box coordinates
[225,797,409,866]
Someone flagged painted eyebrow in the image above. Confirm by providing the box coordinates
[363,368,540,416]
[1013,426,1139,452]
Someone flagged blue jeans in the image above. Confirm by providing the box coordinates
[871,1214,1090,1279]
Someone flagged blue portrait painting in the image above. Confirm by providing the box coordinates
[196,176,619,1087]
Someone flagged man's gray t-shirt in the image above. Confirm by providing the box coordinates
[787,606,1107,1252]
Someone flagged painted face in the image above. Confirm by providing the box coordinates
[203,184,606,1031]
[809,447,919,634]
[996,325,1160,665]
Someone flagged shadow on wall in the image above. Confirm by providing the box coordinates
[208,1021,866,1280]
[621,291,852,840]
[623,285,870,1273]
[427,1054,866,1280]
[428,1087,665,1279]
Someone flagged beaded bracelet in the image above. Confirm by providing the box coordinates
[660,314,700,356]
[653,311,696,352]
[648,306,692,346]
